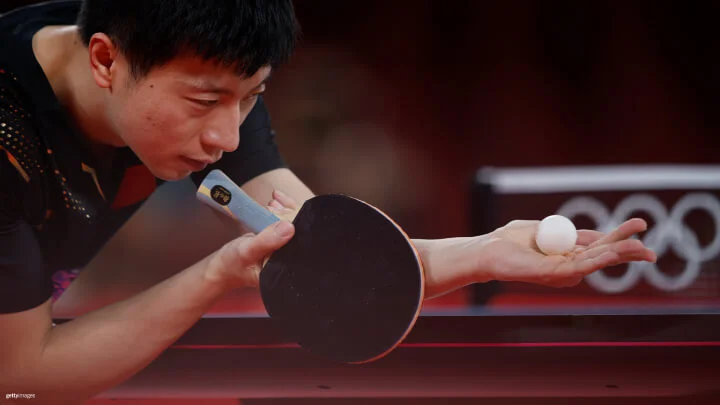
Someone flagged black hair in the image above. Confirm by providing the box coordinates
[77,0,300,78]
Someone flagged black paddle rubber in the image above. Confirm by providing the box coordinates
[259,194,424,364]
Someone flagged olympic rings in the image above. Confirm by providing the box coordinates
[556,193,720,293]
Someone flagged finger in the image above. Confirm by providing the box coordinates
[576,229,604,246]
[566,239,656,276]
[268,199,285,210]
[273,189,299,210]
[591,239,655,265]
[587,218,648,248]
[563,240,645,275]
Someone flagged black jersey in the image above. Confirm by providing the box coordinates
[0,1,287,313]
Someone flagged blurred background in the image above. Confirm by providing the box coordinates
[7,1,719,313]
[4,1,720,404]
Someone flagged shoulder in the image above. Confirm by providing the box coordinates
[0,71,50,225]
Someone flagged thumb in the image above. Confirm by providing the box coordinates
[233,220,295,263]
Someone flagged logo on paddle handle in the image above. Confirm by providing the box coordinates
[211,185,232,206]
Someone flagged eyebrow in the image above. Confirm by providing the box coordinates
[188,71,272,95]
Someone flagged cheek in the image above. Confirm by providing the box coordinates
[123,100,195,153]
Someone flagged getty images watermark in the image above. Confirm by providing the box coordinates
[5,393,36,400]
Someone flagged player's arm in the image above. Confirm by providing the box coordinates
[242,167,314,210]
[233,164,475,295]
[237,168,487,298]
[255,170,656,298]
[0,214,292,403]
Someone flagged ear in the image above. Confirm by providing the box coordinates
[87,33,121,90]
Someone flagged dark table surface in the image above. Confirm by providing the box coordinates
[55,306,720,402]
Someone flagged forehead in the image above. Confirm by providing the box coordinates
[141,54,271,84]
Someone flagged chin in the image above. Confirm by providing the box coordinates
[147,165,192,182]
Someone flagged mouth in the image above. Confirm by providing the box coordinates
[180,156,213,172]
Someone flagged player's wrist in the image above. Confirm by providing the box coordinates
[416,236,495,299]
[464,234,499,284]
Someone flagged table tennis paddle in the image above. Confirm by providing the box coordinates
[197,169,425,364]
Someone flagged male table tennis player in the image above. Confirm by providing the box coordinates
[0,0,656,402]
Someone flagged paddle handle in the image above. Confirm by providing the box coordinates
[196,169,280,233]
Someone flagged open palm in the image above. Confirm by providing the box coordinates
[486,218,657,287]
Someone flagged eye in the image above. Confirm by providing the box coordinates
[190,98,220,107]
[245,90,264,102]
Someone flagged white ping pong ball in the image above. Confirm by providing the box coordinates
[535,215,577,256]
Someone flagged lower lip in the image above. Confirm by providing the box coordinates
[180,157,208,171]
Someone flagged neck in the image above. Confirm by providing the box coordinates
[33,26,122,161]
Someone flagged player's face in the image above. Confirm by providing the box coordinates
[107,55,270,181]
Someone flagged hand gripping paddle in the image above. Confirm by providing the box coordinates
[197,169,425,364]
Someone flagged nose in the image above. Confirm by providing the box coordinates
[201,128,239,155]
[200,105,246,154]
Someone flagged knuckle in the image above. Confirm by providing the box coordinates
[228,235,258,263]
[244,263,262,286]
